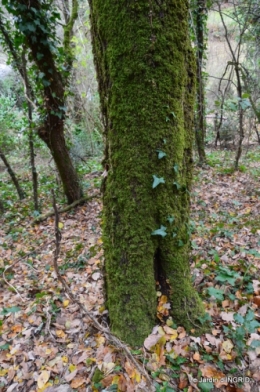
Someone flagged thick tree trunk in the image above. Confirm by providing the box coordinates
[90,0,206,345]
[0,149,26,200]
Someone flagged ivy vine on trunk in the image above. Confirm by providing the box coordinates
[0,0,82,204]
[89,0,207,345]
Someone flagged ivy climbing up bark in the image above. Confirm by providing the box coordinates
[0,0,82,204]
[89,0,207,345]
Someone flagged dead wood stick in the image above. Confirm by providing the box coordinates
[51,190,155,392]
[32,194,98,224]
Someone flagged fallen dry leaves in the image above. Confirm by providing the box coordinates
[0,162,260,391]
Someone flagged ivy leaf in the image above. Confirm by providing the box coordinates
[170,111,176,118]
[156,150,167,159]
[151,226,167,237]
[173,181,181,190]
[167,215,174,224]
[173,164,179,173]
[152,175,165,188]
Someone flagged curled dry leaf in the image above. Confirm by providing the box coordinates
[222,339,234,353]
[92,272,101,281]
[65,369,78,382]
[220,311,234,322]
[144,333,161,351]
[70,376,85,388]
[37,370,50,389]
[253,280,260,295]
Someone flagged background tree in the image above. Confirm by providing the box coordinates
[89,0,206,345]
[0,148,25,200]
[0,92,26,200]
[191,0,208,164]
[0,0,82,204]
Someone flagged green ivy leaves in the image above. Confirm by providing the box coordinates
[156,150,167,159]
[152,175,165,188]
[151,226,167,237]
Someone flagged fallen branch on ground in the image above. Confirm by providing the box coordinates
[51,190,155,392]
[32,194,99,224]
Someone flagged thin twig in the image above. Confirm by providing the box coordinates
[86,364,97,391]
[51,190,155,392]
[2,265,25,302]
[184,298,202,329]
[44,297,56,342]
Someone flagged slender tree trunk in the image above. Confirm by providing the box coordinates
[0,2,82,204]
[195,0,207,164]
[21,1,82,204]
[21,50,39,211]
[38,119,82,204]
[28,127,39,210]
[89,0,206,346]
[0,199,4,215]
[0,149,26,200]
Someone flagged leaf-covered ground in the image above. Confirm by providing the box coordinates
[0,155,260,392]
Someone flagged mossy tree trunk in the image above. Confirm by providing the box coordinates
[89,0,206,346]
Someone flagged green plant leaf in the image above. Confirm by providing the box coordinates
[234,313,244,324]
[215,266,240,286]
[198,382,214,392]
[250,340,260,348]
[152,175,165,188]
[151,226,167,237]
[157,150,167,159]
[178,240,184,247]
[173,181,181,190]
[0,306,21,315]
[0,343,10,351]
[207,287,225,301]
[167,216,174,224]
[173,164,179,173]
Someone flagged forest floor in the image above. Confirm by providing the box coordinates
[0,150,260,392]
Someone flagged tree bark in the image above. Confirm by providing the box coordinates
[19,0,82,203]
[0,1,82,204]
[89,0,206,346]
[0,148,26,200]
[195,0,207,164]
[21,49,39,211]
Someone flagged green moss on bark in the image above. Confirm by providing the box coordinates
[90,0,207,346]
